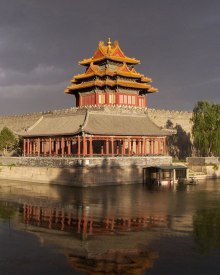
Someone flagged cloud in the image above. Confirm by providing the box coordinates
[0,0,220,115]
[0,82,67,98]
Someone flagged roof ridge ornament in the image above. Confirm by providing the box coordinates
[107,37,111,53]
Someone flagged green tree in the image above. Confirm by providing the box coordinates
[0,127,17,153]
[165,120,192,160]
[191,101,220,157]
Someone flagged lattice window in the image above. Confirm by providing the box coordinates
[119,94,123,104]
[132,96,136,105]
[99,94,105,104]
[109,94,116,104]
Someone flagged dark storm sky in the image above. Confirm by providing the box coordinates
[0,0,219,115]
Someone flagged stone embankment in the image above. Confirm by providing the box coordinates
[0,156,172,186]
[186,157,220,180]
[0,107,193,135]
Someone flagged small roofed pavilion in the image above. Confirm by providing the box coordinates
[22,39,169,158]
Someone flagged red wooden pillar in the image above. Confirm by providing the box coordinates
[83,136,87,156]
[128,137,131,156]
[95,92,99,105]
[68,139,71,156]
[144,96,147,108]
[23,139,26,157]
[106,139,109,156]
[61,208,65,231]
[52,139,54,155]
[38,138,40,157]
[29,140,33,156]
[135,95,138,107]
[143,138,146,155]
[158,139,161,155]
[31,140,34,155]
[49,138,52,156]
[145,139,148,155]
[111,137,114,156]
[89,136,93,157]
[115,93,118,105]
[136,139,139,155]
[131,139,133,155]
[79,95,82,106]
[106,93,109,105]
[43,140,47,156]
[61,137,64,157]
[77,136,81,156]
[27,139,30,156]
[33,139,36,156]
[89,215,93,234]
[149,139,152,155]
[155,138,158,155]
[150,139,153,155]
[151,139,154,155]
[85,138,88,156]
[116,142,119,155]
[141,139,144,155]
[55,138,59,156]
[83,210,88,236]
[122,139,125,156]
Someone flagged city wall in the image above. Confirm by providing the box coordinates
[147,108,192,134]
[0,107,193,135]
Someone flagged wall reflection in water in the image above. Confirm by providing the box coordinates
[0,181,171,274]
[1,180,220,274]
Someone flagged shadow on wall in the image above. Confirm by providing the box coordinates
[49,157,129,188]
[166,120,192,160]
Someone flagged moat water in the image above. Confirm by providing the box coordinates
[0,179,220,274]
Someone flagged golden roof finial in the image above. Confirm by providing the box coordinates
[107,37,111,50]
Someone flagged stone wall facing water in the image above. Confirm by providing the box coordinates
[0,156,172,186]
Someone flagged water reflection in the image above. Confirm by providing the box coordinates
[21,202,162,274]
[193,208,220,253]
[0,179,220,274]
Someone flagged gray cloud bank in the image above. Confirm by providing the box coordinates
[0,0,220,115]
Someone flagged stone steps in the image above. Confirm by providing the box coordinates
[188,169,207,180]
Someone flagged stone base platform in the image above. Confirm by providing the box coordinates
[0,156,172,187]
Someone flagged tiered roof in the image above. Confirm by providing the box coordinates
[21,107,167,137]
[65,39,158,95]
[79,40,140,65]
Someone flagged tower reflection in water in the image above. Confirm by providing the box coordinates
[22,202,164,274]
[1,182,175,274]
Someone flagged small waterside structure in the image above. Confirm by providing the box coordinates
[143,165,188,186]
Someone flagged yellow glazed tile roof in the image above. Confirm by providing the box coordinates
[79,40,140,65]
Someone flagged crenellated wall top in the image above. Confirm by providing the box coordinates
[0,106,193,134]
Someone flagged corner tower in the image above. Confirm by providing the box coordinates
[65,39,158,108]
